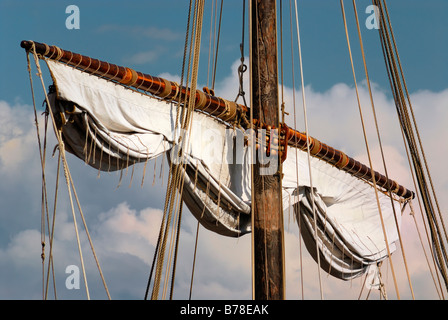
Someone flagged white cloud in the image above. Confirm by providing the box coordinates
[0,101,39,174]
[0,229,41,268]
[95,202,162,264]
[157,72,182,86]
[123,46,168,65]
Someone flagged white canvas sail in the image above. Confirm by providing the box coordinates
[46,59,401,281]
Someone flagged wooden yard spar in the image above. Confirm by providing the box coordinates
[20,39,415,202]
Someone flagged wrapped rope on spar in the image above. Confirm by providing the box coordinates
[21,40,248,125]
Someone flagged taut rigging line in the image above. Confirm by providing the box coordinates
[375,0,448,294]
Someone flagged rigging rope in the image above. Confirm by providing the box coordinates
[249,0,255,300]
[26,51,53,299]
[148,0,194,299]
[409,200,443,299]
[28,46,90,299]
[211,0,224,90]
[352,0,415,299]
[235,0,248,109]
[149,0,206,300]
[145,0,194,299]
[375,0,448,295]
[293,0,324,300]
[188,0,236,298]
[45,149,60,300]
[340,0,400,299]
[206,0,217,88]
[27,44,111,300]
[383,1,448,244]
[288,0,304,300]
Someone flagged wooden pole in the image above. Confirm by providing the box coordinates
[250,0,285,300]
[20,40,246,123]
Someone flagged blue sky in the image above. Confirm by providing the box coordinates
[1,0,447,101]
[1,0,448,300]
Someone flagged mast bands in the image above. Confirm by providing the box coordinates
[50,46,63,61]
[196,90,208,109]
[158,78,174,98]
[43,44,50,56]
[222,100,237,121]
[335,152,350,169]
[119,67,139,86]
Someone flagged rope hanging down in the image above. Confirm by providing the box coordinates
[147,0,206,300]
[26,44,111,300]
[293,0,324,300]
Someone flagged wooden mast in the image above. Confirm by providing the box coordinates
[250,0,285,300]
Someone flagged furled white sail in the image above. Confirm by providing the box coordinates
[46,59,401,281]
[282,147,400,280]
